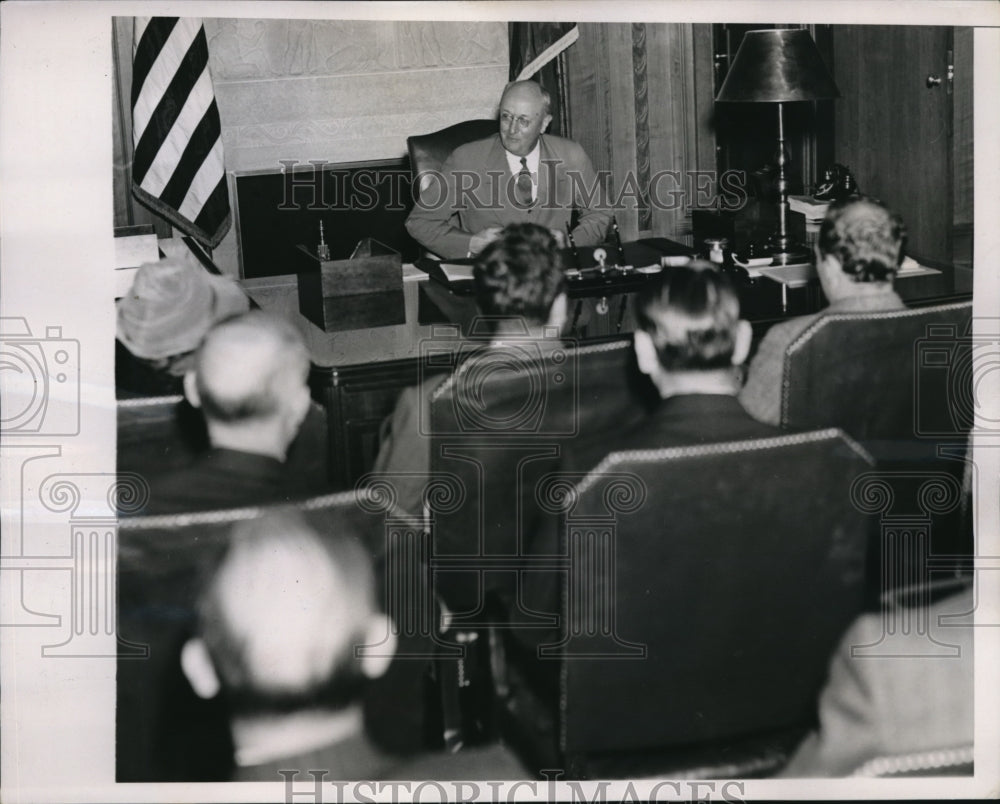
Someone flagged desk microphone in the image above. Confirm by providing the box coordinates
[565,223,581,269]
[612,216,626,266]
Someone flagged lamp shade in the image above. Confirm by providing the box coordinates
[716,29,840,102]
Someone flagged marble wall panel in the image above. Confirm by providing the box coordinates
[214,67,503,128]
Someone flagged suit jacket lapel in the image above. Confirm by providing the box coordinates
[488,136,514,226]
[537,135,552,211]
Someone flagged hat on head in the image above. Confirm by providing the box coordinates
[116,258,250,360]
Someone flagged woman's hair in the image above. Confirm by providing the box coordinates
[818,196,906,283]
[473,223,565,323]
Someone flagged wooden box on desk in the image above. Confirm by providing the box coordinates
[295,241,404,332]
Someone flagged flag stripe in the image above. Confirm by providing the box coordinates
[131,16,231,248]
[515,25,579,81]
[133,25,209,186]
[140,67,215,199]
[160,99,223,209]
[132,18,198,142]
[178,137,225,222]
[131,17,175,108]
[193,176,230,233]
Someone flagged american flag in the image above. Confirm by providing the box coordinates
[131,17,231,249]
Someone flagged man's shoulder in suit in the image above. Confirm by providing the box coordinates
[448,134,501,164]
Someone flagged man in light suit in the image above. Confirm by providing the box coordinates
[406,80,612,259]
[740,196,908,425]
[780,583,974,776]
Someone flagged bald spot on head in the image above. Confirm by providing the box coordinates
[194,311,310,424]
[198,511,375,697]
[501,80,551,115]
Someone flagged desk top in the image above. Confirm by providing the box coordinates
[243,252,955,372]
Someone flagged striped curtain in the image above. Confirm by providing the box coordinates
[131,17,231,248]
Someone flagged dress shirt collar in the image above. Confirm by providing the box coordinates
[826,288,905,313]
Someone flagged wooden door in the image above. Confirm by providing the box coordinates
[831,26,954,266]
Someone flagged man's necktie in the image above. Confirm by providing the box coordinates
[515,157,533,207]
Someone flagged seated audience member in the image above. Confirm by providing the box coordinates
[116,258,250,397]
[180,510,527,781]
[519,261,781,627]
[134,311,320,515]
[569,259,780,464]
[373,222,569,518]
[780,583,973,777]
[740,196,907,424]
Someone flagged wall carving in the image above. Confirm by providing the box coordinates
[394,21,508,68]
[206,19,506,80]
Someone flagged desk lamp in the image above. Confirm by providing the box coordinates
[715,28,840,265]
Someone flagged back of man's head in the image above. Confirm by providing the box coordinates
[636,261,746,373]
[190,311,310,426]
[473,223,565,325]
[818,196,906,283]
[185,510,391,718]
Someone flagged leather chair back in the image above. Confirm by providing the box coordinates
[779,301,973,462]
[852,746,973,777]
[553,429,873,769]
[428,338,653,615]
[407,118,498,201]
[117,396,335,494]
[117,395,207,477]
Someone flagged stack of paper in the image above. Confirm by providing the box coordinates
[114,225,159,298]
[788,195,830,222]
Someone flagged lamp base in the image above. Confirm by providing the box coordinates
[766,233,811,266]
[769,246,811,266]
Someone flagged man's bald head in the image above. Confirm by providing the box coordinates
[501,80,552,115]
[499,80,553,157]
[193,311,310,425]
[194,510,383,714]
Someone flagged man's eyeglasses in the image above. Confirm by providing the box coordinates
[500,111,537,130]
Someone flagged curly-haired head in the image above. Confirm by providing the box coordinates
[473,223,565,323]
[636,261,741,371]
[818,197,906,283]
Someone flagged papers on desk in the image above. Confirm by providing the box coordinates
[754,262,816,288]
[788,194,830,221]
[114,225,159,298]
[438,262,476,282]
[898,256,942,277]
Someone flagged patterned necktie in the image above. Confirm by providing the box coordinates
[515,157,533,207]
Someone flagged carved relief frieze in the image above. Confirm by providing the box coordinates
[394,21,507,69]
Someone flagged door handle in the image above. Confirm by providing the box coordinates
[926,75,942,88]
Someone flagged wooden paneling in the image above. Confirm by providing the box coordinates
[831,26,953,266]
